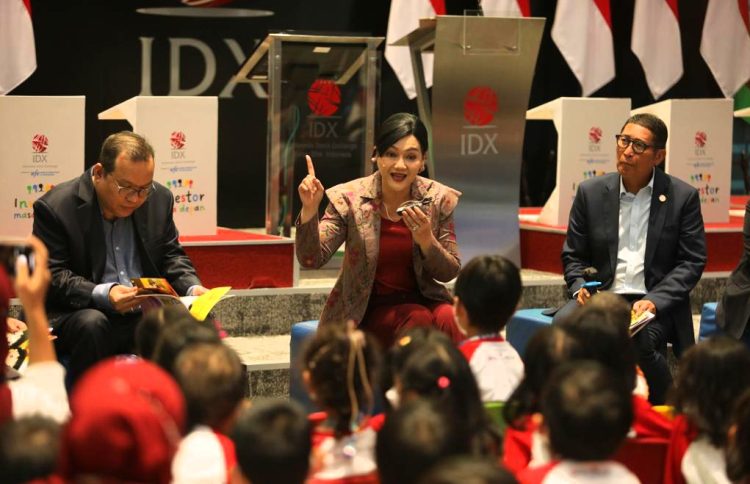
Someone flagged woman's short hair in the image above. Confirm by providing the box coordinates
[375,113,429,157]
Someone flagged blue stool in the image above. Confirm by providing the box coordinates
[506,308,553,357]
[290,320,320,413]
[698,302,721,341]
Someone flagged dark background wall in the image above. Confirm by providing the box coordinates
[13,0,741,228]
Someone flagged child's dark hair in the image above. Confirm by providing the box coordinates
[381,326,447,410]
[396,328,497,455]
[671,335,750,448]
[376,399,469,484]
[135,305,195,360]
[559,296,637,391]
[173,342,245,431]
[374,113,428,157]
[232,400,311,484]
[727,388,750,482]
[152,316,221,375]
[542,361,633,461]
[302,321,380,436]
[417,456,518,484]
[0,416,61,484]
[454,255,522,334]
[503,326,577,428]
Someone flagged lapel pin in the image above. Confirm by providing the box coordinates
[659,194,667,203]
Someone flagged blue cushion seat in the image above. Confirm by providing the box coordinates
[506,308,554,358]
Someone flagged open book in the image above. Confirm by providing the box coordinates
[131,277,231,321]
[629,309,655,336]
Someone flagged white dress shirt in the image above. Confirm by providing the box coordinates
[613,170,654,295]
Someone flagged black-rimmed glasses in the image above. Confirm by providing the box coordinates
[615,134,660,154]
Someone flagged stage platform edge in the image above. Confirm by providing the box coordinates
[180,227,297,289]
[520,199,746,274]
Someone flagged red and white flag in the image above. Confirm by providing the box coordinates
[385,0,446,99]
[701,0,750,97]
[632,0,682,100]
[0,0,36,95]
[551,0,614,97]
[479,0,530,17]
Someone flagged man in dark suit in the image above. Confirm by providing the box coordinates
[717,198,750,342]
[33,131,207,386]
[556,113,706,404]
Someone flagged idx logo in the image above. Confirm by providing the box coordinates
[460,86,499,156]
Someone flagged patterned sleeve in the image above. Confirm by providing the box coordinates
[295,191,349,269]
[420,188,461,282]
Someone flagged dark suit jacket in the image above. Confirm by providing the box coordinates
[561,169,707,354]
[717,199,750,338]
[32,171,201,320]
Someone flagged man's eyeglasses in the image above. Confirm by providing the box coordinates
[112,178,155,201]
[615,134,660,154]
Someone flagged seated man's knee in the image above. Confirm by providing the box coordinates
[74,309,111,334]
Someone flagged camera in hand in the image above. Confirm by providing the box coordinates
[0,240,35,276]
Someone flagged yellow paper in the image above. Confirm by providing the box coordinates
[189,286,232,321]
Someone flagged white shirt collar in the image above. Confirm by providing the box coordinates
[619,169,655,197]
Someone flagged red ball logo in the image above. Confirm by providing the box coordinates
[308,79,341,117]
[32,134,48,153]
[171,131,186,150]
[463,86,498,126]
[588,126,602,144]
[695,131,707,148]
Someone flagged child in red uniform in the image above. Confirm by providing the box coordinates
[231,400,312,484]
[377,398,472,484]
[726,389,750,483]
[302,321,381,484]
[516,362,638,484]
[170,342,245,484]
[453,255,524,402]
[391,326,500,457]
[502,326,576,474]
[665,336,750,484]
[559,298,673,440]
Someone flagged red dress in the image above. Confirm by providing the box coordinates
[359,218,461,348]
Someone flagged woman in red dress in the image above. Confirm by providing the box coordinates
[295,113,463,348]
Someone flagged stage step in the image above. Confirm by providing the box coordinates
[212,270,729,338]
[223,335,291,401]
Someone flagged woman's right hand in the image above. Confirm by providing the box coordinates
[299,155,325,224]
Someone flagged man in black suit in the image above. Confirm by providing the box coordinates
[33,131,207,386]
[556,113,706,404]
[717,198,750,342]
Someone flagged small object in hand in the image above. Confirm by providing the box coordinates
[395,197,433,216]
[0,240,34,276]
[581,280,602,294]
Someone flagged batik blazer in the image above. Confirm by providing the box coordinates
[295,172,461,327]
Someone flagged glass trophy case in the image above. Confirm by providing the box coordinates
[235,33,383,236]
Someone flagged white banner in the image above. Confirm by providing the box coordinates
[528,97,631,226]
[0,96,85,237]
[99,96,218,235]
[632,99,732,223]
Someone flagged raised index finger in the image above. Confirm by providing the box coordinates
[305,155,316,178]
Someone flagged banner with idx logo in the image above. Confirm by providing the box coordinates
[632,99,731,224]
[99,96,218,235]
[528,97,631,227]
[0,96,85,237]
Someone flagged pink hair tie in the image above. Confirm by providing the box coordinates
[437,376,450,389]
